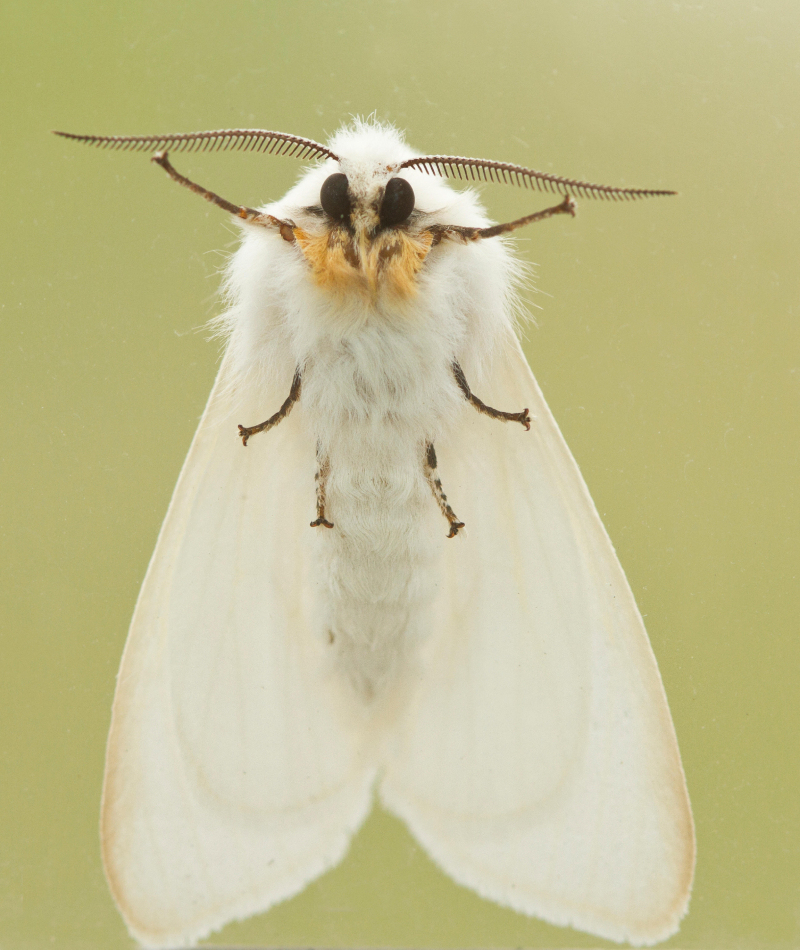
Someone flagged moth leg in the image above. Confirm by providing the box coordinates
[428,194,576,245]
[238,369,302,446]
[424,442,465,539]
[310,450,334,529]
[452,361,531,430]
[151,152,297,243]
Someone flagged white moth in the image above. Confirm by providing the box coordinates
[58,119,694,949]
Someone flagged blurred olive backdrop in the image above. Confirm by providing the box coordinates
[2,1,798,947]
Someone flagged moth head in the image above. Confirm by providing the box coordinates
[297,164,428,300]
[318,170,415,232]
[54,119,675,301]
[311,122,421,236]
[284,123,440,298]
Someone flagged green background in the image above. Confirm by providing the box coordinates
[2,1,798,947]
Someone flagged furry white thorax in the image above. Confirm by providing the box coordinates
[219,120,523,700]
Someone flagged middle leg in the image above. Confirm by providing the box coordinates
[452,361,531,429]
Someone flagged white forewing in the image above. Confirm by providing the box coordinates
[101,355,376,949]
[380,339,695,946]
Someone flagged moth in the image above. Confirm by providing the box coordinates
[57,119,694,948]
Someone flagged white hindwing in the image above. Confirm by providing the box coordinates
[380,339,695,947]
[101,356,376,949]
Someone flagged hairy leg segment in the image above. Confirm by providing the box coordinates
[238,369,302,446]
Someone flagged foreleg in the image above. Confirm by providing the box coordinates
[151,152,297,242]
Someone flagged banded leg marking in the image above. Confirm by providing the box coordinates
[311,451,334,529]
[425,442,464,538]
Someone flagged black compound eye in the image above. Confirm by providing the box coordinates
[379,177,415,228]
[320,173,352,222]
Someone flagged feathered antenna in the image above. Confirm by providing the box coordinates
[400,155,675,201]
[53,129,673,200]
[52,129,339,163]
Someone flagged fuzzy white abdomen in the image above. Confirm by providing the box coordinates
[301,321,462,700]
